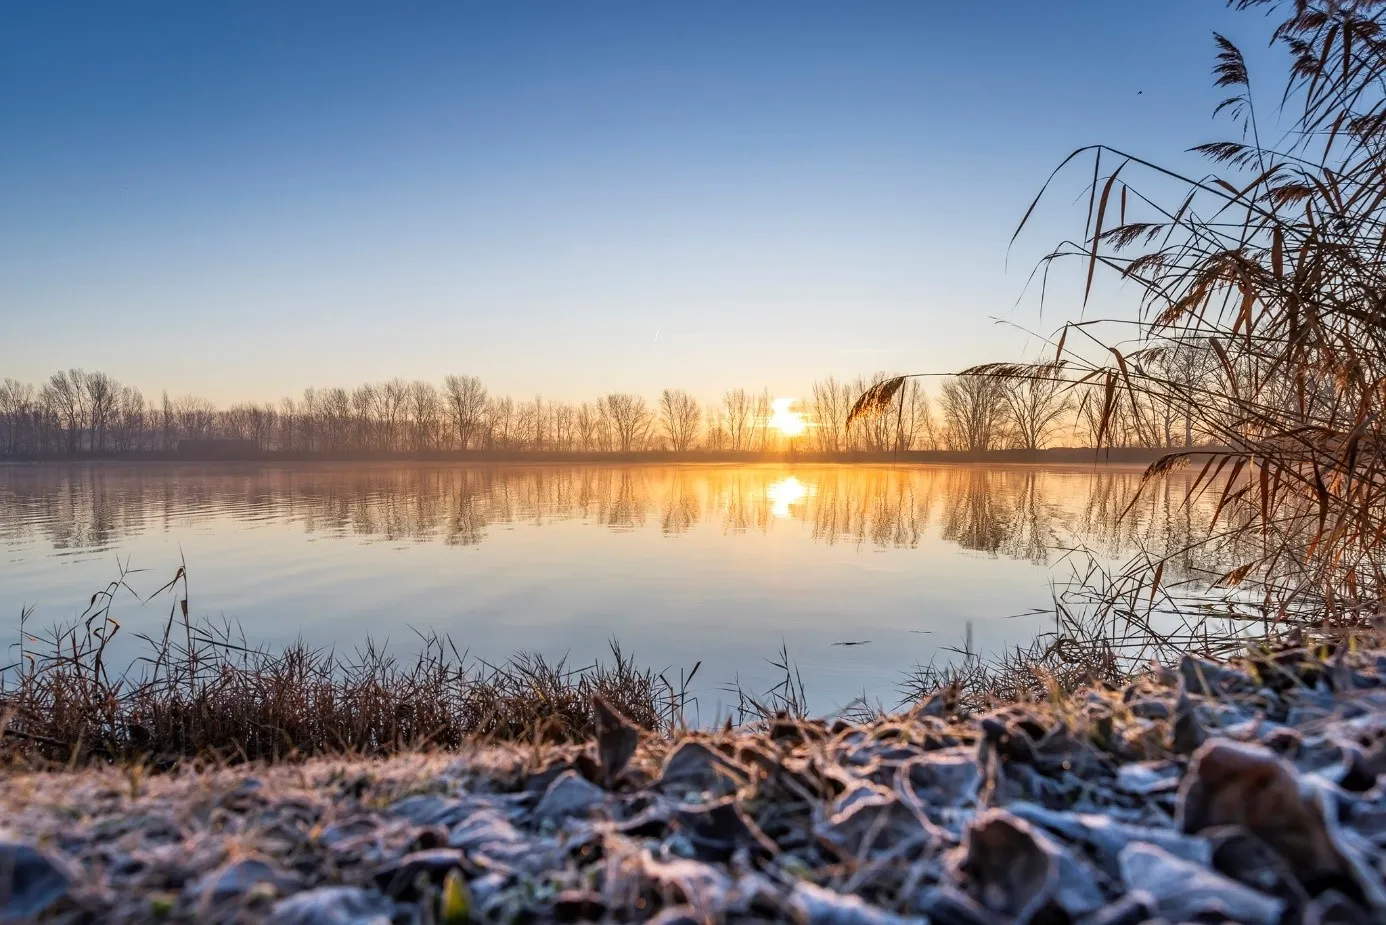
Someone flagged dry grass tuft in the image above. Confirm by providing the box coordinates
[0,566,692,767]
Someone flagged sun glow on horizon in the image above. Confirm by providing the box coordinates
[768,397,809,438]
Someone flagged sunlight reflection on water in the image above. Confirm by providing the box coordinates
[0,462,1214,714]
[766,475,811,518]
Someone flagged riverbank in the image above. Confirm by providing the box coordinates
[1,445,1188,466]
[3,639,1384,924]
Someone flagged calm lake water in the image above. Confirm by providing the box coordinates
[0,462,1209,716]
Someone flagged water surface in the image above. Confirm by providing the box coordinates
[0,462,1209,715]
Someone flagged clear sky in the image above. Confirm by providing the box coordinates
[1,1,1278,406]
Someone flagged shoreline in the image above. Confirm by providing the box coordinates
[2,641,1383,923]
[0,446,1190,468]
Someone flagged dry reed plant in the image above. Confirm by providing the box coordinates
[853,0,1386,639]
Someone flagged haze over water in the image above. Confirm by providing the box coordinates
[1,462,1212,715]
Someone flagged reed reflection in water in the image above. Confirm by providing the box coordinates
[0,463,1215,712]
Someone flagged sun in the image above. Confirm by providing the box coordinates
[768,397,808,438]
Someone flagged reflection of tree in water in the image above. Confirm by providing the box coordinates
[808,469,931,549]
[1068,468,1243,585]
[660,471,701,534]
[442,469,493,547]
[0,468,191,553]
[601,470,647,531]
[714,471,772,535]
[939,469,1013,555]
[1000,471,1058,565]
[1073,470,1150,553]
[0,465,1237,575]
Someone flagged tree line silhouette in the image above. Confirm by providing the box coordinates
[0,365,1209,458]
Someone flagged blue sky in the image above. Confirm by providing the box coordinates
[1,1,1277,405]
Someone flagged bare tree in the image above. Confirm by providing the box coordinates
[487,395,515,449]
[279,397,300,451]
[723,389,753,451]
[848,374,931,452]
[527,396,549,450]
[323,388,351,451]
[224,403,257,440]
[515,398,539,450]
[849,374,889,451]
[603,393,653,452]
[1150,339,1215,447]
[938,375,1008,453]
[703,407,726,450]
[81,370,117,452]
[810,377,853,453]
[160,390,174,451]
[659,389,701,452]
[1000,373,1071,450]
[351,384,377,449]
[173,395,217,440]
[256,402,279,449]
[575,402,600,451]
[551,402,575,451]
[43,370,85,452]
[223,401,276,449]
[441,375,487,449]
[297,388,318,452]
[378,379,410,451]
[753,389,773,452]
[0,379,36,455]
[896,380,933,451]
[109,386,147,452]
[407,380,442,451]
